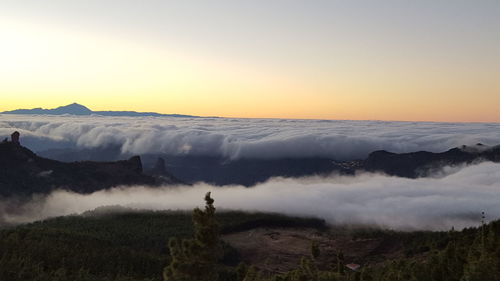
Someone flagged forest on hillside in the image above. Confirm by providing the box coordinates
[0,194,499,281]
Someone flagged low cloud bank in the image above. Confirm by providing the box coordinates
[2,115,500,160]
[2,162,499,230]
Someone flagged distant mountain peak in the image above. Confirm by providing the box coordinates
[53,103,92,115]
[2,103,201,118]
[66,102,86,107]
[56,103,90,110]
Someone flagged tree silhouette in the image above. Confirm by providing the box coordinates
[164,192,221,281]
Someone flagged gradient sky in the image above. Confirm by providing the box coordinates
[0,0,499,121]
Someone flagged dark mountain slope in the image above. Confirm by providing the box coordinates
[0,136,179,196]
[363,144,500,177]
[39,143,500,186]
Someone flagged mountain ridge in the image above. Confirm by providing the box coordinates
[0,132,181,197]
[37,142,500,186]
[2,103,202,118]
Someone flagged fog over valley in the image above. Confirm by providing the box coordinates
[1,114,500,230]
[2,162,499,231]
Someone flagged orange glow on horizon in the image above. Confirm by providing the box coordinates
[0,15,499,123]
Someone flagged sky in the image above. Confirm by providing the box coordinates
[0,0,499,121]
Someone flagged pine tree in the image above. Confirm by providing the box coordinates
[164,192,221,281]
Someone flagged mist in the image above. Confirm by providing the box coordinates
[2,162,499,231]
[2,115,500,160]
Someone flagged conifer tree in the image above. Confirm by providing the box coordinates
[164,192,221,281]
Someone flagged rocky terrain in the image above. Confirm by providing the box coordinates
[222,226,402,275]
[0,132,179,196]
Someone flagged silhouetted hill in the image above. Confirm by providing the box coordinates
[141,155,348,186]
[2,103,200,118]
[3,103,92,115]
[363,143,500,177]
[37,143,500,186]
[0,136,181,197]
[149,144,500,185]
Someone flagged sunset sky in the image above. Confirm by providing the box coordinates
[0,0,499,122]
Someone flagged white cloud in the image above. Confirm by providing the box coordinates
[2,162,499,230]
[1,115,500,160]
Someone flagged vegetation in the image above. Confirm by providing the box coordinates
[0,206,324,281]
[0,195,498,281]
[231,222,500,281]
[163,192,221,281]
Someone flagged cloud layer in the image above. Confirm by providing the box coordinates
[1,115,500,160]
[2,162,499,230]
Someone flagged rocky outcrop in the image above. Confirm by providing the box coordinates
[0,135,160,197]
[144,157,183,185]
[10,131,20,145]
[126,156,143,173]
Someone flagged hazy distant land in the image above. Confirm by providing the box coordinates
[2,103,202,118]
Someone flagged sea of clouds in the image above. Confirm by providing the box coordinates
[1,114,500,160]
[1,115,500,230]
[2,162,500,230]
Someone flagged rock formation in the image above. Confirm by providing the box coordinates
[10,131,20,145]
[0,135,159,197]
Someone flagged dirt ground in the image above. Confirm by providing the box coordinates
[222,227,402,274]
